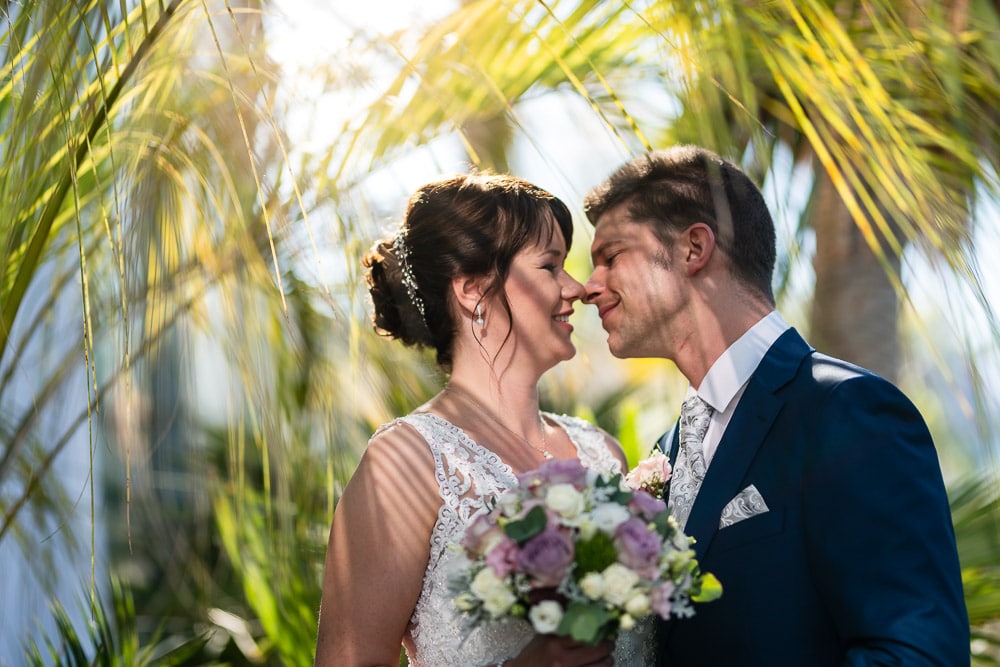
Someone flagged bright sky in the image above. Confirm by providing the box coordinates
[269,0,454,63]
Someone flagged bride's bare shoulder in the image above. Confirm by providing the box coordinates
[354,415,439,493]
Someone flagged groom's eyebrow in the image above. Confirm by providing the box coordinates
[590,239,618,262]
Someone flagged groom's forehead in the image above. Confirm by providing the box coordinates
[592,216,655,249]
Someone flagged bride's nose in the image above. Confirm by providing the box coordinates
[561,273,585,302]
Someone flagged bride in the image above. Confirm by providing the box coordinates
[314,173,646,666]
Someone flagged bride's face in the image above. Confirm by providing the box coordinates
[497,226,584,373]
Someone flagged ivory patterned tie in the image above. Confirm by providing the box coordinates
[668,395,714,530]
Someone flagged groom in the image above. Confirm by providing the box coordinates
[582,146,969,665]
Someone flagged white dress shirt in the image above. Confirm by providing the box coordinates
[675,311,790,466]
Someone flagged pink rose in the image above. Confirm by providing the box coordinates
[517,528,575,587]
[625,453,672,499]
[462,511,504,556]
[485,536,521,577]
[615,517,662,576]
[650,580,676,618]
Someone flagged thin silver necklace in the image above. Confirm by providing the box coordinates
[443,385,554,459]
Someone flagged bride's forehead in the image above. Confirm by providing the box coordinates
[514,236,566,262]
[526,216,568,252]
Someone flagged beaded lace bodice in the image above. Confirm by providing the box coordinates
[389,411,627,667]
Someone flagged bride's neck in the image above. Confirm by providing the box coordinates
[444,367,543,433]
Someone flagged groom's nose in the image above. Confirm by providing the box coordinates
[582,268,605,304]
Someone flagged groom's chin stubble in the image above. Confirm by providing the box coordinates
[607,339,629,359]
[607,334,646,359]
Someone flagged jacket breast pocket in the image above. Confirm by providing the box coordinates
[712,506,785,553]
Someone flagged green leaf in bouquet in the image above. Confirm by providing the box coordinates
[598,472,624,489]
[609,488,634,505]
[556,601,617,645]
[504,505,547,543]
[652,509,672,537]
[667,552,699,581]
[574,532,617,576]
[692,572,723,602]
[597,473,632,503]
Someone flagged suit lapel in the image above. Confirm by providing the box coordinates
[683,385,781,558]
[682,329,813,559]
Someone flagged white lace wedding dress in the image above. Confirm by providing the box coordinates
[388,411,656,667]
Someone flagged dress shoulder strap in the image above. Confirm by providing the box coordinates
[547,412,622,477]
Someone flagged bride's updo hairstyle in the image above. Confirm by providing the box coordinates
[363,172,573,370]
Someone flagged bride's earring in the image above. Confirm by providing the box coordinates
[475,304,485,328]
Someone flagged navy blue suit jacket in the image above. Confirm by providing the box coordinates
[655,329,968,666]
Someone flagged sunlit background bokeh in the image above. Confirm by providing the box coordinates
[1,1,998,664]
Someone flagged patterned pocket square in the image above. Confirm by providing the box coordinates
[719,484,769,528]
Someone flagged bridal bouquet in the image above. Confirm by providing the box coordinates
[450,458,720,644]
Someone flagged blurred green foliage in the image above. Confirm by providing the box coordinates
[1,0,999,664]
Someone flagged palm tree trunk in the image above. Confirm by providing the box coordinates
[808,167,901,382]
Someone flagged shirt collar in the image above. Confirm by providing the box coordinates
[689,311,789,412]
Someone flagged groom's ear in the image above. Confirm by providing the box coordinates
[450,275,487,317]
[682,223,716,276]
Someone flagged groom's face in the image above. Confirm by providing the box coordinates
[584,204,687,360]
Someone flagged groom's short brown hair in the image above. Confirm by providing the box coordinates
[584,146,776,304]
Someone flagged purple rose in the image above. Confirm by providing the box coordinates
[517,528,575,587]
[615,517,662,576]
[485,536,520,577]
[517,459,590,495]
[629,490,667,520]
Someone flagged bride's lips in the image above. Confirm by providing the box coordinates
[554,310,574,331]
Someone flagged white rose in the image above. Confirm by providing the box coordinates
[545,484,585,519]
[602,563,639,606]
[579,572,605,600]
[529,600,564,634]
[624,591,651,617]
[470,567,507,600]
[496,491,521,515]
[482,587,518,617]
[619,613,636,631]
[480,531,506,555]
[591,502,631,533]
